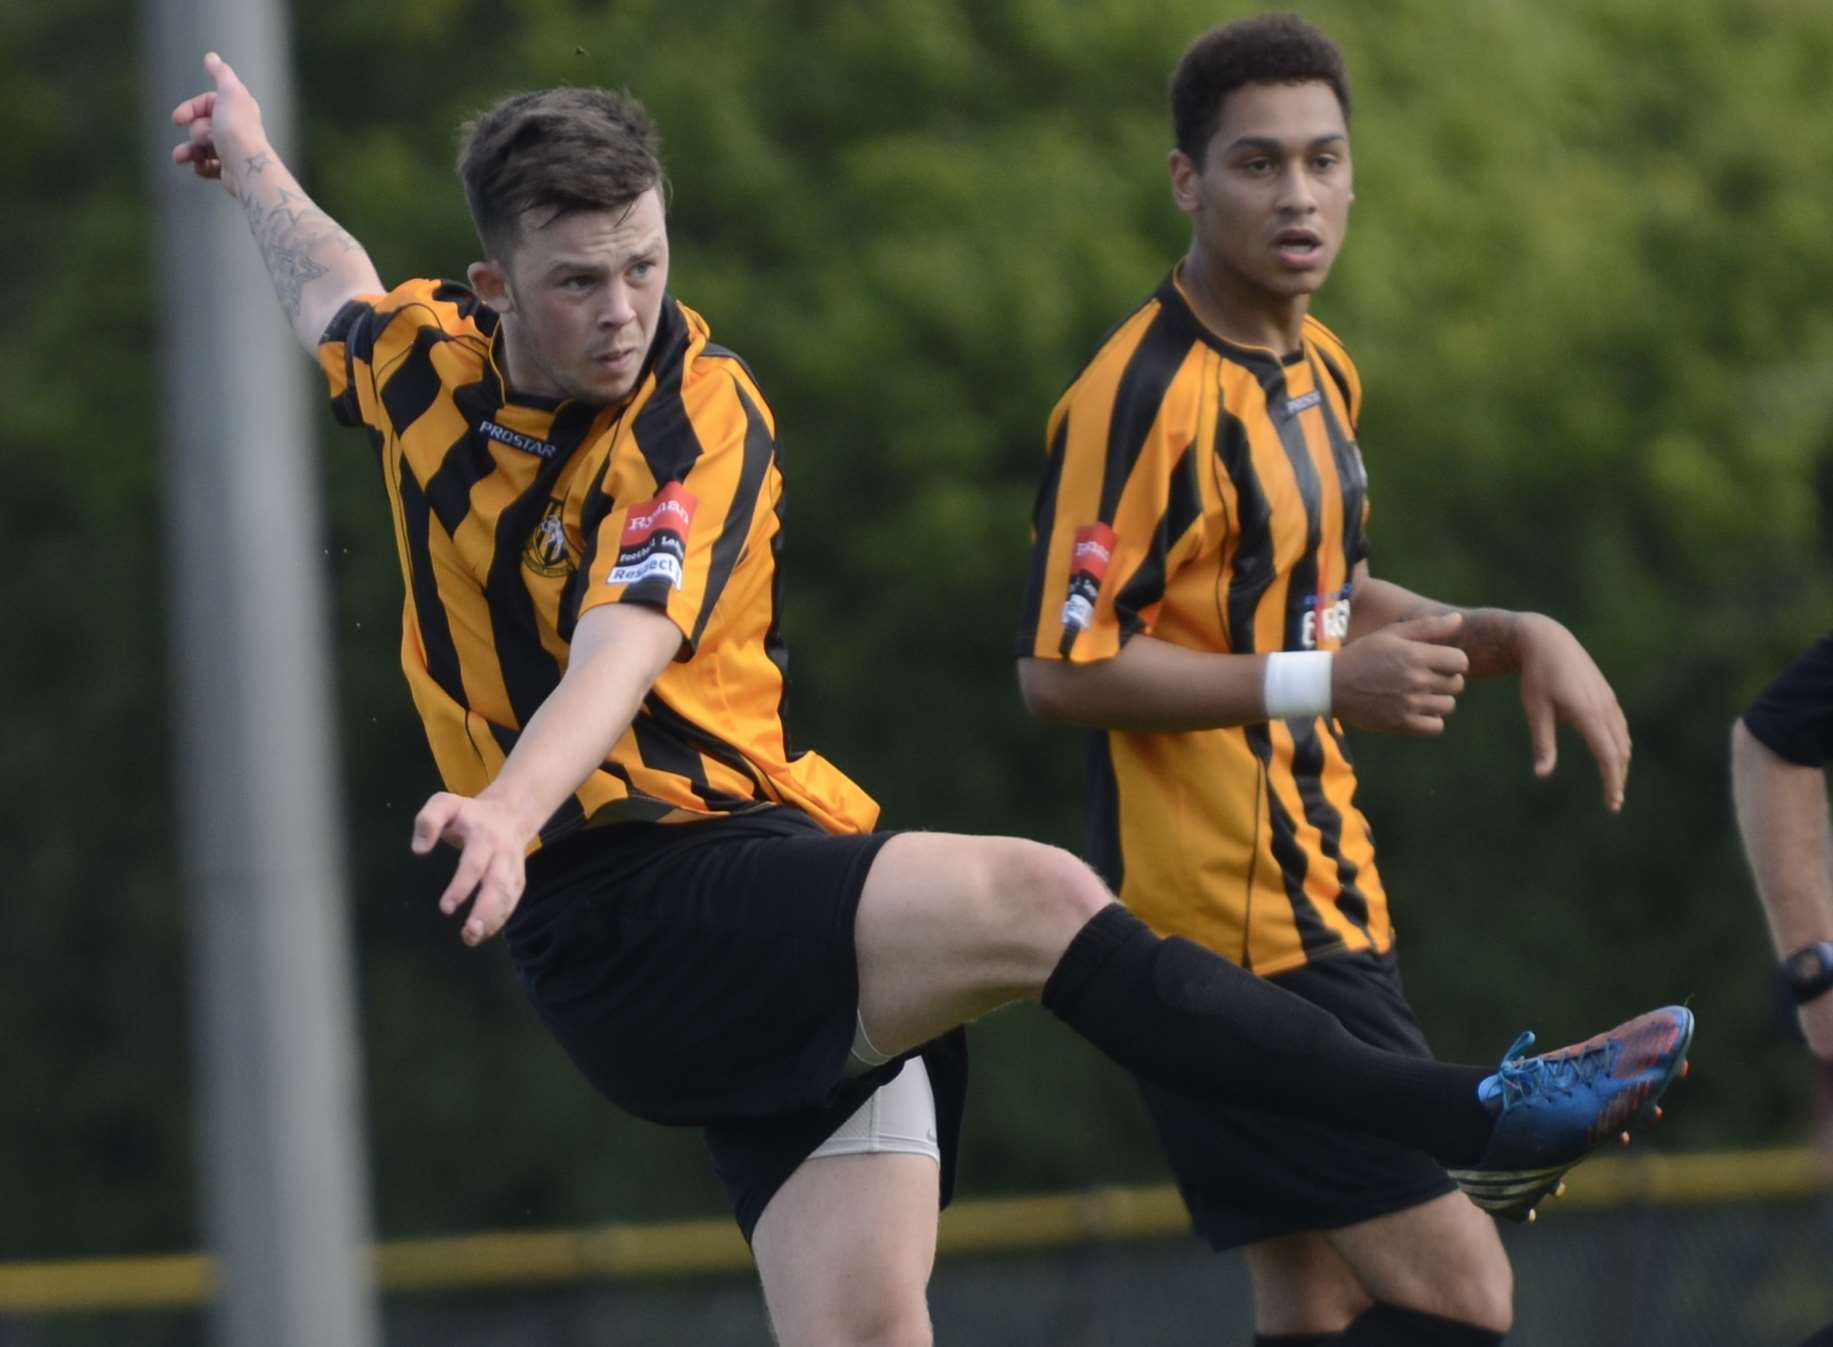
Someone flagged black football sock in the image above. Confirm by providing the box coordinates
[1042,905,1494,1165]
[1339,1304,1505,1345]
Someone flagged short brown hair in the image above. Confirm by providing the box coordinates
[1170,14,1350,161]
[456,87,667,262]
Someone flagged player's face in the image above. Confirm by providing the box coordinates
[1173,80,1352,309]
[497,188,670,405]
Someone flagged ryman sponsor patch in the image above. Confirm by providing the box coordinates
[609,482,697,591]
[1058,522,1118,653]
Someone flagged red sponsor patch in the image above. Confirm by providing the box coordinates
[1058,522,1118,650]
[619,481,698,549]
[1070,523,1117,584]
[609,481,698,591]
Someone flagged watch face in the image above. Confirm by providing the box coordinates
[1787,942,1833,1002]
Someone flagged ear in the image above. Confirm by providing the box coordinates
[468,258,513,313]
[1168,147,1203,215]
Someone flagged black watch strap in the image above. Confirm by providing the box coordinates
[1782,941,1833,1006]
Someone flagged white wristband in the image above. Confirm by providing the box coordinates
[1263,651,1333,721]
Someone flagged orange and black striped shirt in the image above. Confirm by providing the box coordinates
[1019,268,1386,976]
[318,277,875,846]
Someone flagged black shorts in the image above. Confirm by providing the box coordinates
[505,806,967,1241]
[1138,947,1454,1250]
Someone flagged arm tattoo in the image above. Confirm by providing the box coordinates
[237,185,360,321]
[243,150,271,174]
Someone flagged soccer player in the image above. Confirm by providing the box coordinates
[1732,640,1833,1347]
[1018,15,1654,1346]
[173,51,1689,1345]
[1733,637,1833,1060]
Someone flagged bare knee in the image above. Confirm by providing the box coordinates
[853,833,1115,1050]
[1394,1219,1511,1331]
[781,1299,932,1347]
[1419,1247,1513,1334]
[767,1259,932,1347]
[859,1309,933,1347]
[900,837,1110,1008]
[755,1154,938,1347]
[1389,1278,1512,1335]
[1246,1234,1369,1335]
[977,840,1111,986]
[1343,1216,1513,1332]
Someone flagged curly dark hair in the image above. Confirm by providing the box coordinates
[1170,14,1350,160]
[456,87,667,263]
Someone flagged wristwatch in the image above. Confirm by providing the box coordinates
[1782,941,1833,1006]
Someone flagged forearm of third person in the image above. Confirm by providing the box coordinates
[1017,637,1267,731]
[478,605,682,838]
[1349,571,1523,678]
[225,139,383,353]
[1732,720,1833,955]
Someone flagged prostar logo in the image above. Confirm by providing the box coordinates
[479,419,556,459]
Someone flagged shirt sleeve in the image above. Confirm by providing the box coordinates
[575,362,778,657]
[1016,367,1205,664]
[315,279,470,433]
[316,295,388,429]
[1743,635,1833,766]
[1310,319,1372,569]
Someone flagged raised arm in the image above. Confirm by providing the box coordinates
[169,52,383,353]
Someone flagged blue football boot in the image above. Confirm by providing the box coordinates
[1449,1005,1694,1222]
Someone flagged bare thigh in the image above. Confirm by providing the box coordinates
[752,1151,939,1347]
[1243,1231,1372,1335]
[852,832,1110,1057]
[1325,1190,1512,1331]
[1245,1192,1511,1334]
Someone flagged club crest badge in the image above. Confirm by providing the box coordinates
[523,498,577,579]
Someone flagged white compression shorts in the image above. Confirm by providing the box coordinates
[810,1012,939,1163]
[808,1056,940,1163]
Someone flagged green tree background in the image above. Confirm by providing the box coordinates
[6,0,1833,1262]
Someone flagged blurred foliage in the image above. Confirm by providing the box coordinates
[6,0,1833,1262]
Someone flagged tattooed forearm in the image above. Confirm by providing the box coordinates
[214,141,381,351]
[1399,601,1522,676]
[236,183,362,321]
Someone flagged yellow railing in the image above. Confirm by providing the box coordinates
[5,1147,1828,1316]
